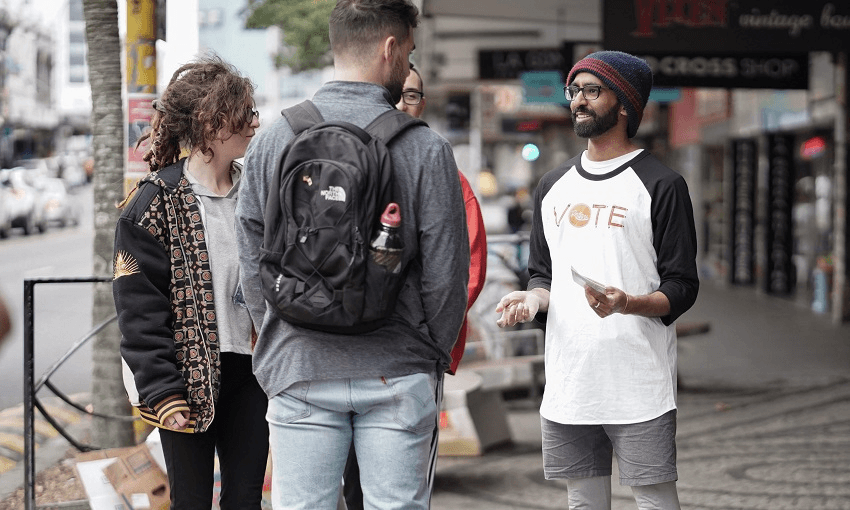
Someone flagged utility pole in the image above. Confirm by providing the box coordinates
[125,0,157,194]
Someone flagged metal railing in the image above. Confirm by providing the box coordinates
[23,277,136,510]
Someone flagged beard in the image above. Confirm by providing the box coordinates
[385,56,408,105]
[572,103,621,138]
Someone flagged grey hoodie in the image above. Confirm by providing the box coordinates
[235,81,469,398]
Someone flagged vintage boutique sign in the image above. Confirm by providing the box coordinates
[605,0,850,54]
[639,53,808,89]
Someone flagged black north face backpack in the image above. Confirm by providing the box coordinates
[259,100,427,334]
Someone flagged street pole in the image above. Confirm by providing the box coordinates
[126,0,157,94]
[125,0,157,195]
[834,52,847,325]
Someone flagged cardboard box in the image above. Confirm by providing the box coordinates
[104,444,170,510]
[75,443,169,510]
[75,457,125,510]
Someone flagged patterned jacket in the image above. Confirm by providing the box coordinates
[112,160,221,433]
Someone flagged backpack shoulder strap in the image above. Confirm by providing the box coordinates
[364,109,428,146]
[281,100,324,135]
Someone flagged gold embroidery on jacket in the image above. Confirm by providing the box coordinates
[113,251,140,280]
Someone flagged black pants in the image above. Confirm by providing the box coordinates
[159,352,269,510]
[343,444,364,510]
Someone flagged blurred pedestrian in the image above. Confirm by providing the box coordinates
[342,63,488,510]
[112,55,268,510]
[506,187,531,233]
[235,0,469,508]
[0,291,11,345]
[496,50,699,510]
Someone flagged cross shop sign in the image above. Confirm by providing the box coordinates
[641,53,809,89]
[604,0,850,54]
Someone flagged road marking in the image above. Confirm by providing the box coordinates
[0,432,25,454]
[0,456,14,474]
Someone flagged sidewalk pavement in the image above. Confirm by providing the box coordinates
[675,279,850,391]
[2,280,850,508]
[432,280,850,509]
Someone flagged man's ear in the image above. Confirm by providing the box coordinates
[381,35,397,63]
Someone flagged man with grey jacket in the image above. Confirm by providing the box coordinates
[235,1,469,508]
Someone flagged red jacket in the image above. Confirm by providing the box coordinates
[449,172,487,374]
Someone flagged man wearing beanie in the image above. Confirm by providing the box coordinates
[496,50,699,510]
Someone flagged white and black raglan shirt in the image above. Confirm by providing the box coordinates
[528,149,699,425]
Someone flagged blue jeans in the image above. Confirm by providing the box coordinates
[267,372,439,510]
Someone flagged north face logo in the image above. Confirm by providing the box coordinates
[320,186,346,202]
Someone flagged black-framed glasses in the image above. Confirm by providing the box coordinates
[401,90,424,105]
[564,84,606,101]
[246,107,259,123]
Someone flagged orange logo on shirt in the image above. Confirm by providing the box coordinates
[568,204,591,227]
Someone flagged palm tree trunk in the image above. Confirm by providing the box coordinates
[83,0,134,448]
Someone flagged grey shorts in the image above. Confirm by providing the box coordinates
[541,410,678,486]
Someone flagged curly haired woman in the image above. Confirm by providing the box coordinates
[112,55,268,509]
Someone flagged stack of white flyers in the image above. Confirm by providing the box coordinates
[571,266,607,293]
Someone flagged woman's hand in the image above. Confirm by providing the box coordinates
[164,410,190,431]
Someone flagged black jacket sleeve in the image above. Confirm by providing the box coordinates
[112,187,186,409]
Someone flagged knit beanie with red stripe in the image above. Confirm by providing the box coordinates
[567,51,653,138]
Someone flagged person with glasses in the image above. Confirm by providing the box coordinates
[113,54,268,509]
[236,1,469,508]
[496,50,699,510]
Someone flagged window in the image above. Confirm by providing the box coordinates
[69,0,83,21]
[69,67,86,83]
[199,9,223,28]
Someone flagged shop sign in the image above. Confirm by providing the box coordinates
[639,53,808,90]
[521,71,569,104]
[479,47,570,80]
[730,139,756,286]
[501,118,542,134]
[605,0,850,54]
[765,134,795,295]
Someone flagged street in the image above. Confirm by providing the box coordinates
[0,185,97,410]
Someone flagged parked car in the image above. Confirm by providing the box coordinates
[57,153,88,188]
[0,167,46,235]
[36,177,80,228]
[14,158,52,175]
